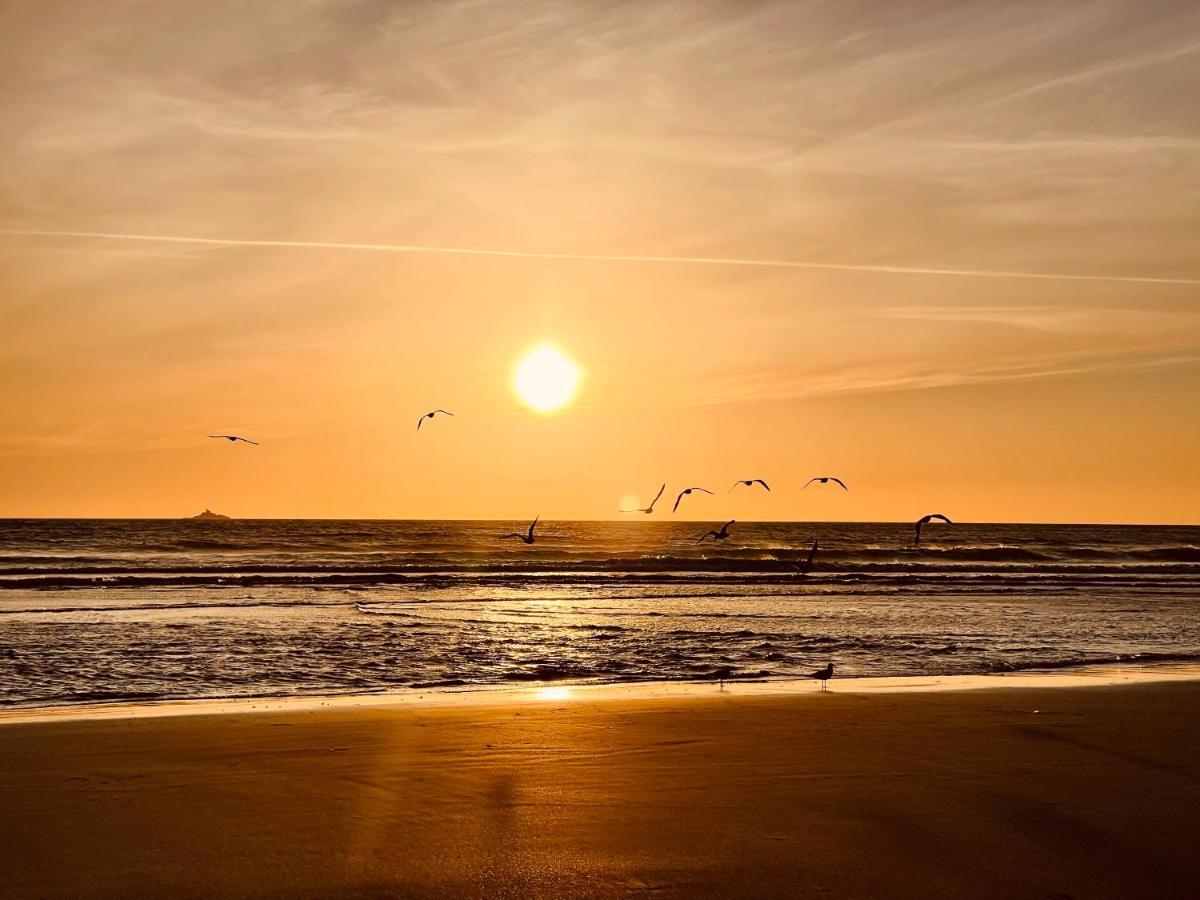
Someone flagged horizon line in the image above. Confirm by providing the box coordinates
[1,515,1195,527]
[4,229,1200,286]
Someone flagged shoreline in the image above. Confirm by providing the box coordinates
[5,660,1199,725]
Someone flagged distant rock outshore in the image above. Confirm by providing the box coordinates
[190,508,230,520]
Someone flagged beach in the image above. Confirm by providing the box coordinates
[3,676,1199,898]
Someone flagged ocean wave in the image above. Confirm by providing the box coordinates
[989,651,1200,673]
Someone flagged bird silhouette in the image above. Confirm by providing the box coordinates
[208,435,258,445]
[417,409,454,431]
[621,484,666,514]
[914,513,953,548]
[714,665,734,690]
[697,520,735,543]
[501,516,539,545]
[803,476,847,490]
[808,663,834,691]
[729,479,770,493]
[672,487,714,513]
[793,539,819,576]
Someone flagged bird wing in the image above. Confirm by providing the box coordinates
[416,416,425,431]
[728,481,742,493]
[238,438,260,445]
[695,488,714,495]
[500,533,522,540]
[802,478,817,489]
[527,516,539,539]
[804,539,819,569]
[649,483,666,507]
[831,478,847,490]
[672,491,686,513]
[932,514,953,524]
[754,479,771,491]
[208,435,227,439]
[434,409,454,416]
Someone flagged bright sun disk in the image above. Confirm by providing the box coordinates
[512,343,582,414]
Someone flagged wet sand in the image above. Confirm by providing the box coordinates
[2,679,1199,898]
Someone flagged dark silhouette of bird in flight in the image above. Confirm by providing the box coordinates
[914,513,953,547]
[808,662,834,691]
[672,487,713,513]
[803,476,848,491]
[209,434,258,445]
[621,484,666,514]
[793,539,819,576]
[417,409,454,431]
[697,520,735,543]
[501,516,539,545]
[729,479,770,493]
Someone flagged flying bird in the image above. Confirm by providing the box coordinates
[808,663,834,691]
[914,513,953,548]
[729,479,770,493]
[416,409,454,431]
[672,487,713,513]
[803,476,848,491]
[793,539,819,576]
[208,435,258,445]
[501,515,539,545]
[697,520,735,544]
[621,484,666,514]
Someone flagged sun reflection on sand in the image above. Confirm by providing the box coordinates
[536,686,573,701]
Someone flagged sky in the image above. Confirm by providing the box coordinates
[1,0,1198,522]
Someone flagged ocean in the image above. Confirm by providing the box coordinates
[1,519,1198,707]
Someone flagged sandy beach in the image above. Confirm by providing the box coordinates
[2,677,1199,898]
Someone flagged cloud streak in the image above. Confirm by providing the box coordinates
[5,229,1200,286]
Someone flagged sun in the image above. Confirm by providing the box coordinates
[512,343,582,414]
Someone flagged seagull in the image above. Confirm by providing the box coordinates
[621,483,666,514]
[729,479,770,493]
[416,409,454,431]
[672,487,714,513]
[808,663,834,691]
[208,435,258,445]
[697,520,735,543]
[714,665,734,690]
[803,476,848,491]
[793,539,819,576]
[501,515,539,545]
[914,513,953,548]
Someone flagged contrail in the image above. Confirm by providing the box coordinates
[3,228,1199,286]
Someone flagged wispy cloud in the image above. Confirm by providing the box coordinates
[5,229,1200,286]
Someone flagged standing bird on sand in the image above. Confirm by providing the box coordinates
[672,487,714,513]
[914,513,953,548]
[416,409,454,431]
[793,539,819,576]
[697,520,735,544]
[714,665,734,690]
[501,516,539,545]
[621,484,666,514]
[729,478,770,493]
[803,476,848,491]
[808,663,834,691]
[209,434,258,445]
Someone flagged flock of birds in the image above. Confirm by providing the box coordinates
[211,411,956,692]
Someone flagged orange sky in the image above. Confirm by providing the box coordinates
[1,1,1198,522]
